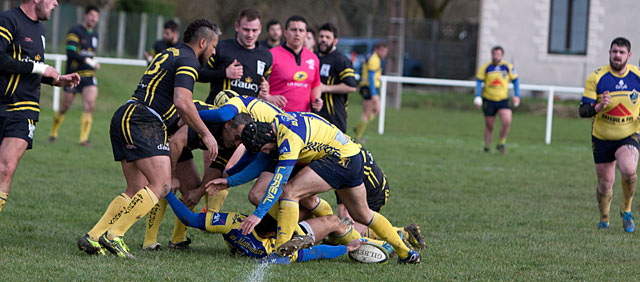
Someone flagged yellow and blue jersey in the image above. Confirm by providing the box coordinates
[476,60,518,101]
[205,211,298,262]
[359,52,382,88]
[275,112,360,164]
[582,64,640,140]
[225,95,283,122]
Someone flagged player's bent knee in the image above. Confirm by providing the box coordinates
[0,162,17,181]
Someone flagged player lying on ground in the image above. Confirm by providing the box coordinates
[164,190,389,264]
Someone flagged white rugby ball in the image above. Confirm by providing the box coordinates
[348,242,390,263]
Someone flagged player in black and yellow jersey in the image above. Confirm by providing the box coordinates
[579,37,640,232]
[144,20,182,64]
[140,105,252,251]
[316,23,356,133]
[198,8,273,105]
[259,19,282,49]
[474,46,520,153]
[76,19,220,259]
[211,113,421,263]
[0,0,80,215]
[50,5,100,146]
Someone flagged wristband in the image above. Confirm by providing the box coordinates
[31,63,47,75]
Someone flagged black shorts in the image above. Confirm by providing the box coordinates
[110,101,169,162]
[64,76,97,93]
[592,134,640,163]
[209,147,237,171]
[309,153,364,189]
[336,149,389,211]
[482,98,510,116]
[359,86,378,100]
[0,117,36,150]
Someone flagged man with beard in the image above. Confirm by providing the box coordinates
[259,20,282,49]
[144,20,181,63]
[0,0,80,215]
[76,19,220,259]
[473,46,520,154]
[580,37,640,233]
[315,22,356,133]
[49,5,101,146]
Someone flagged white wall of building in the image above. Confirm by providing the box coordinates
[478,0,640,93]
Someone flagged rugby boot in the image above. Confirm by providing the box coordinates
[77,234,106,255]
[168,237,193,251]
[99,233,135,259]
[404,223,426,250]
[277,234,314,256]
[597,221,609,230]
[397,249,421,264]
[621,211,635,233]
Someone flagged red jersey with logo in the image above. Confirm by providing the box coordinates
[269,45,320,112]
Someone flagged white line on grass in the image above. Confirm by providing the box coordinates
[245,262,271,282]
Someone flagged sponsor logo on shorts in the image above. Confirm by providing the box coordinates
[28,123,35,139]
[157,143,170,151]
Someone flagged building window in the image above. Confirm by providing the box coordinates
[548,0,589,55]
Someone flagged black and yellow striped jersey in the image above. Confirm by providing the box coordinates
[316,49,356,133]
[131,44,200,126]
[0,8,47,121]
[151,39,182,58]
[65,24,98,77]
[201,39,273,103]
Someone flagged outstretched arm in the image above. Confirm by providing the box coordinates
[165,191,206,230]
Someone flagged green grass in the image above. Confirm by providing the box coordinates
[1,63,638,280]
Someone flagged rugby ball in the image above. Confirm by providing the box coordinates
[348,241,390,263]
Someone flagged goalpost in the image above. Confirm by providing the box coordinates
[378,75,584,144]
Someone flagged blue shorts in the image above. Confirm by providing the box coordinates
[309,153,364,189]
[482,98,510,116]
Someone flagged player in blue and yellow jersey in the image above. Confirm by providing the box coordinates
[163,190,377,264]
[50,5,100,146]
[76,20,220,259]
[579,37,640,232]
[316,22,357,133]
[354,42,388,142]
[0,0,80,215]
[474,46,520,153]
[230,112,421,263]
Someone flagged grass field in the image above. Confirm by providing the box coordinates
[1,63,640,281]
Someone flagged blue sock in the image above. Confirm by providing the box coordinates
[296,245,347,262]
[165,191,206,230]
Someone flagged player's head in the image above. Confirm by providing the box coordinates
[83,5,100,29]
[163,20,180,44]
[284,15,308,50]
[241,121,277,154]
[374,41,389,59]
[318,22,339,55]
[491,46,504,64]
[29,0,58,21]
[235,8,262,49]
[266,20,282,42]
[609,37,632,72]
[222,113,252,148]
[213,89,240,108]
[305,27,316,51]
[254,214,278,238]
[183,19,221,66]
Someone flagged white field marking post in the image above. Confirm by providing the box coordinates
[47,53,147,112]
[378,75,583,144]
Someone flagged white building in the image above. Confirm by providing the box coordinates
[478,0,640,92]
